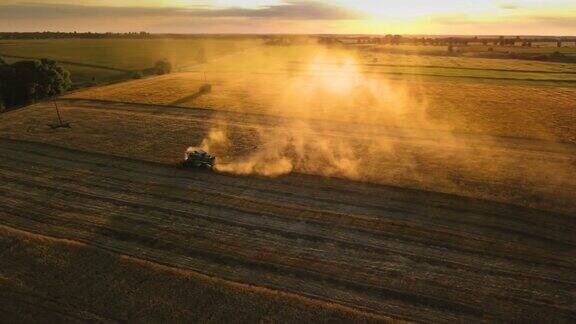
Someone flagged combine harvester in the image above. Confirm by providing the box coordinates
[182,148,216,170]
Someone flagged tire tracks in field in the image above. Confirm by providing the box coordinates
[0,225,396,324]
[2,159,572,302]
[1,139,574,248]
[2,147,575,270]
[2,137,572,226]
[1,165,574,285]
[0,162,572,322]
[7,151,574,256]
[1,139,575,322]
[0,204,483,323]
[1,142,576,270]
[3,167,573,283]
[1,189,573,323]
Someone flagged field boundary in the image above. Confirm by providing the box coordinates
[282,69,576,84]
[183,69,576,87]
[55,98,576,152]
[288,61,576,74]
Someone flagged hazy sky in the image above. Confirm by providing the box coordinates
[0,0,575,35]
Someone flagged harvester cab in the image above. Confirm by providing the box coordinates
[183,148,216,169]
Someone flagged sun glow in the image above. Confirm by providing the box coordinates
[176,0,282,9]
[2,0,575,34]
[345,1,505,18]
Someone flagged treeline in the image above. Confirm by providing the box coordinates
[318,35,576,47]
[0,32,258,40]
[0,32,153,40]
[132,59,173,79]
[0,58,71,112]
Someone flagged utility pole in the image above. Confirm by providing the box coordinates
[49,98,71,129]
[54,99,63,125]
[199,72,212,94]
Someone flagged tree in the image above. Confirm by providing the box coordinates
[0,58,10,109]
[154,59,172,75]
[0,58,71,108]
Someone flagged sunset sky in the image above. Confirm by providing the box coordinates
[0,0,575,35]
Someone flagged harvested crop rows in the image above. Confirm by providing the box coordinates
[3,99,575,214]
[0,226,388,324]
[65,72,576,143]
[0,138,575,323]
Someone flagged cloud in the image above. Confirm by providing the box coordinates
[0,1,363,20]
[525,14,576,30]
[0,0,574,34]
[190,1,363,20]
[499,3,519,10]
[423,10,576,36]
[0,3,179,19]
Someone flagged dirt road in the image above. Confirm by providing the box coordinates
[1,138,575,322]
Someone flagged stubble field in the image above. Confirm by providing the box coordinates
[1,39,575,323]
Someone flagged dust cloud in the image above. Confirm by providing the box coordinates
[198,45,448,179]
[192,43,575,212]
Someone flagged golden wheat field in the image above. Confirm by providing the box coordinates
[360,51,576,73]
[64,44,576,143]
[2,39,576,323]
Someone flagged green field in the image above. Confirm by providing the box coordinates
[0,38,259,70]
[0,38,260,86]
[0,55,128,86]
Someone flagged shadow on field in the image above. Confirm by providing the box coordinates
[0,227,380,323]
